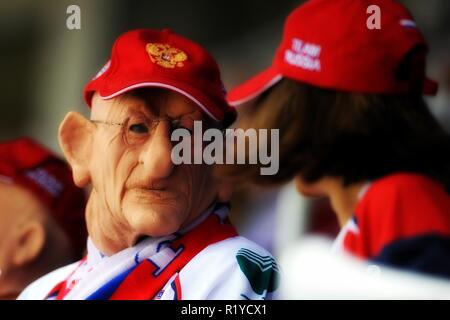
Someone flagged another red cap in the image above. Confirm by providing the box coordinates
[0,138,87,258]
[228,0,438,106]
[85,28,236,127]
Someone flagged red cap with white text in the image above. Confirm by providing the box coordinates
[228,0,438,106]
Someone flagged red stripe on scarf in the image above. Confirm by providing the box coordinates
[48,257,86,300]
[173,274,182,300]
[110,214,237,300]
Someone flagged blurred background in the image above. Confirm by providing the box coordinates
[1,0,449,256]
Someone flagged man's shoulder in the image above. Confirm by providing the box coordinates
[177,236,280,299]
[341,173,450,268]
[356,173,450,243]
[359,173,449,213]
[17,261,79,300]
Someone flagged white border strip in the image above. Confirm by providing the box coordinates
[100,82,219,121]
[229,74,283,107]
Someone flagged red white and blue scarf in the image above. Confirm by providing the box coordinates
[46,203,237,300]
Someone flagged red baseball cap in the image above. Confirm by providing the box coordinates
[228,0,438,106]
[0,138,87,258]
[85,28,236,127]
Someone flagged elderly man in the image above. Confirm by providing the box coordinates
[19,29,279,300]
[0,138,86,299]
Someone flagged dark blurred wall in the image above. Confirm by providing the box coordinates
[0,0,302,150]
[0,0,448,147]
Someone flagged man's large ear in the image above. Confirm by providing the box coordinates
[58,111,94,187]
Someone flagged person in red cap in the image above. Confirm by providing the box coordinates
[0,137,86,299]
[218,0,450,278]
[19,29,280,300]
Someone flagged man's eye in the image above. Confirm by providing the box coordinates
[129,123,149,134]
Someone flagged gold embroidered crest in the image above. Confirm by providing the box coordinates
[146,43,188,68]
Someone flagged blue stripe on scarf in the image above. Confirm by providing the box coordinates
[85,265,138,300]
[170,280,178,300]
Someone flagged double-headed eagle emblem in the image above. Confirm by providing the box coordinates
[146,43,188,69]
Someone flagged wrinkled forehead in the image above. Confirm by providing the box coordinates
[90,89,203,120]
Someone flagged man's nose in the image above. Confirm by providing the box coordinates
[139,121,174,178]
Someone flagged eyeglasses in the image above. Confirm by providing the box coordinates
[91,114,190,147]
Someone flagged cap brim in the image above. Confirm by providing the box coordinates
[227,66,282,107]
[84,75,236,123]
[98,82,221,121]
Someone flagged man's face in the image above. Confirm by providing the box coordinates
[87,90,219,255]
